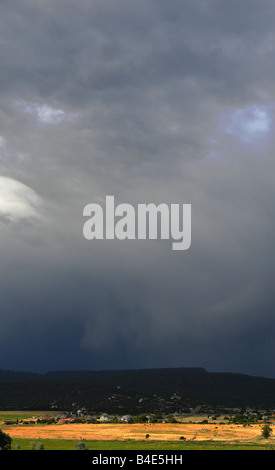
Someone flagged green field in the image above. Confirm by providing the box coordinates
[9,438,275,451]
[0,411,57,422]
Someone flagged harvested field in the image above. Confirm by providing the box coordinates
[6,422,274,443]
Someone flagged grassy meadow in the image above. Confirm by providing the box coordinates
[1,411,275,451]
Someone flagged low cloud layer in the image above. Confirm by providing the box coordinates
[0,0,274,377]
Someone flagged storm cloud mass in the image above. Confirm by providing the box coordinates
[0,0,275,376]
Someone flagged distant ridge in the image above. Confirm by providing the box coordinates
[0,366,275,412]
[0,369,39,381]
[44,366,207,378]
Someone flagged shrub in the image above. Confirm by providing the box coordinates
[261,424,272,439]
[131,415,148,424]
[0,430,12,450]
[166,415,178,423]
[36,442,45,450]
[75,440,89,450]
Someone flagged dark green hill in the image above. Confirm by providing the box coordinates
[0,367,274,412]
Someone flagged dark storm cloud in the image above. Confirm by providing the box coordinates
[0,0,275,376]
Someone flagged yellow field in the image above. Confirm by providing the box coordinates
[5,422,274,443]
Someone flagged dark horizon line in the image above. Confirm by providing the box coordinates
[1,365,274,381]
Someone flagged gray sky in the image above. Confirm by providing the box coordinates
[0,0,275,376]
